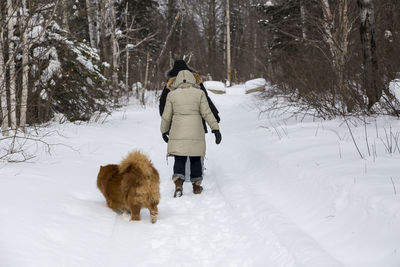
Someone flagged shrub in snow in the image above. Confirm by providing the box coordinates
[29,24,112,123]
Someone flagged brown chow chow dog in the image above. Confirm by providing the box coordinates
[97,151,160,223]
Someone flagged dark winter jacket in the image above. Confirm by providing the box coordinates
[159,60,220,133]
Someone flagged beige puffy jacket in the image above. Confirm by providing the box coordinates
[160,70,219,156]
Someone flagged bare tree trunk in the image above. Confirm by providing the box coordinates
[338,0,352,110]
[300,0,307,39]
[142,51,150,105]
[20,0,30,133]
[95,0,101,48]
[61,0,70,31]
[169,50,173,68]
[109,0,119,89]
[207,0,216,77]
[226,0,232,86]
[253,30,257,77]
[179,13,184,58]
[320,0,335,57]
[125,2,130,99]
[7,0,17,131]
[357,0,381,109]
[0,22,8,136]
[136,59,141,99]
[86,0,97,48]
[319,0,354,110]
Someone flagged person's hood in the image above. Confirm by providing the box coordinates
[167,70,203,90]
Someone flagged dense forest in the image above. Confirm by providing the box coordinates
[1,0,400,136]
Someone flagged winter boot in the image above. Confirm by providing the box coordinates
[192,181,203,194]
[173,176,184,198]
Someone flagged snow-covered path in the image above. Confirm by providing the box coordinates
[1,87,400,267]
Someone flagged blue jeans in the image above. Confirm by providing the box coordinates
[173,156,202,183]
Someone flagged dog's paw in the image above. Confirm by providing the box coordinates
[151,217,157,224]
[113,208,124,215]
[130,215,140,221]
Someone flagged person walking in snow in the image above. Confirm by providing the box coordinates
[160,69,222,197]
[159,60,221,196]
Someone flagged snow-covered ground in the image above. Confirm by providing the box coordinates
[1,84,400,267]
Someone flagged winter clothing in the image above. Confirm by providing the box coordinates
[159,61,220,133]
[160,70,219,157]
[173,176,184,198]
[192,182,203,194]
[166,60,196,78]
[160,60,221,196]
[212,129,222,144]
[162,132,169,143]
[173,156,203,182]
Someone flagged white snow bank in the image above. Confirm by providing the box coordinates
[245,78,267,93]
[203,81,226,93]
[245,78,266,89]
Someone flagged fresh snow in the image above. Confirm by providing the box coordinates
[1,85,400,267]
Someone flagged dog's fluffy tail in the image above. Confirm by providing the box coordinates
[119,151,156,202]
[119,150,154,178]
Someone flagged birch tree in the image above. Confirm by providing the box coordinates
[109,0,119,88]
[86,0,97,48]
[7,0,17,131]
[0,11,8,136]
[318,0,355,110]
[125,2,130,95]
[207,0,217,78]
[20,0,30,132]
[226,0,232,86]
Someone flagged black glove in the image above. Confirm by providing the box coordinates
[162,133,169,143]
[212,130,222,144]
